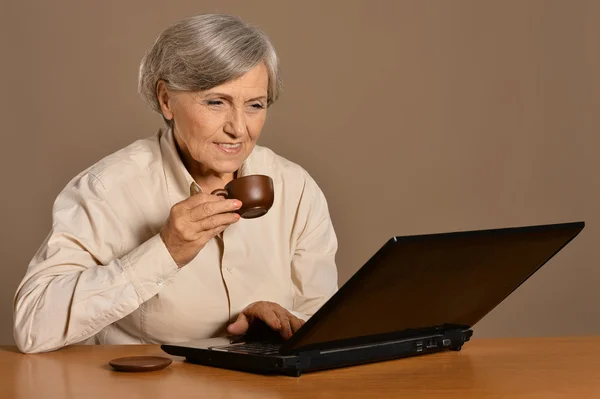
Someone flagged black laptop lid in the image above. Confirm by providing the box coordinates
[282,222,584,353]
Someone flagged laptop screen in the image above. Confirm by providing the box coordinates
[284,222,584,352]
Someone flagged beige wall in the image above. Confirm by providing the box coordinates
[1,0,598,345]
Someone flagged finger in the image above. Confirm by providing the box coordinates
[253,308,282,332]
[182,192,232,212]
[192,225,228,248]
[208,223,230,236]
[281,318,293,339]
[190,199,242,221]
[197,222,235,244]
[274,310,293,339]
[289,315,304,334]
[180,192,215,208]
[227,313,251,336]
[195,212,240,233]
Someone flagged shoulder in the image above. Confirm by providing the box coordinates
[58,132,163,201]
[88,133,162,191]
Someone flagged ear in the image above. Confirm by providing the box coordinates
[156,80,174,121]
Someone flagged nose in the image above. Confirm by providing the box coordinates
[223,107,247,138]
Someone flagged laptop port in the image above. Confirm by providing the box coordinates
[426,339,438,348]
[415,341,424,352]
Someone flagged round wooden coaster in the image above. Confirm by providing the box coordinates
[109,356,172,372]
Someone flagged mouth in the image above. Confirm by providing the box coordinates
[214,142,243,155]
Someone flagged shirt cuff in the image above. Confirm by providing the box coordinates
[120,234,179,302]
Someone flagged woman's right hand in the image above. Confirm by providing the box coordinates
[160,193,242,267]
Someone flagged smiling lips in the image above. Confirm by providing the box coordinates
[215,142,242,154]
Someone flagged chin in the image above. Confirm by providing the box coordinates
[212,159,244,174]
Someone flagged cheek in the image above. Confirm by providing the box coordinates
[193,108,225,132]
[182,111,224,144]
[248,115,267,140]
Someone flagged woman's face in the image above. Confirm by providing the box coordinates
[159,63,269,176]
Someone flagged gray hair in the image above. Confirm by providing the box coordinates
[138,14,282,119]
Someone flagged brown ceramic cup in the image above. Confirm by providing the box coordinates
[211,175,274,219]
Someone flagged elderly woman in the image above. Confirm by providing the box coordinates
[13,14,338,354]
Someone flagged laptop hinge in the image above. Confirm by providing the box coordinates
[442,328,472,351]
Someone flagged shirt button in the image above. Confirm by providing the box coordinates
[156,278,164,286]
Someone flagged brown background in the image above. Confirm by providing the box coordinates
[0,0,598,345]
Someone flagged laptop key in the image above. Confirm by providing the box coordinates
[212,342,282,355]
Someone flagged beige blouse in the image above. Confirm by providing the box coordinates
[13,128,338,353]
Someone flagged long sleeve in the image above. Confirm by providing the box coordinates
[13,172,179,354]
[290,171,339,319]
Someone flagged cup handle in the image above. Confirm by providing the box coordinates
[211,189,229,198]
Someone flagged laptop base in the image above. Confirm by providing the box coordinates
[161,328,472,377]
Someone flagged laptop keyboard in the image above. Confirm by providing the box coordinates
[213,342,282,355]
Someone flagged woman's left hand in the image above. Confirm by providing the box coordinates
[227,301,305,339]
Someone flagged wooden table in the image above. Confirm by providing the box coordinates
[2,337,600,398]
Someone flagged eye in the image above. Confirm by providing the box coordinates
[251,103,265,110]
[206,100,223,106]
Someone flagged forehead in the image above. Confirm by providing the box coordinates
[208,63,269,95]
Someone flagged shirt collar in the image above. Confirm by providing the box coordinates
[159,128,254,207]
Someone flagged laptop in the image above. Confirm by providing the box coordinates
[161,221,585,376]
